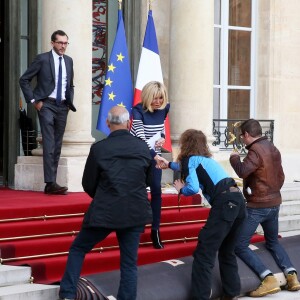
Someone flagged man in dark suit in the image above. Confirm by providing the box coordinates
[19,30,76,195]
[59,106,153,300]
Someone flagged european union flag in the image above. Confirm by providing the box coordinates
[96,8,133,135]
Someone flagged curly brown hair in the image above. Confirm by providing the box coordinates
[177,129,212,162]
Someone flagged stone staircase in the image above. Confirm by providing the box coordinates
[278,182,300,235]
[249,182,300,237]
[1,173,300,299]
[0,265,59,299]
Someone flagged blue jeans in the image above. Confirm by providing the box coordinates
[235,206,296,279]
[59,226,144,300]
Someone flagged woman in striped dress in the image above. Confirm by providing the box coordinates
[131,81,170,249]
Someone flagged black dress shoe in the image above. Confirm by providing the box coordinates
[44,183,68,195]
[151,229,164,249]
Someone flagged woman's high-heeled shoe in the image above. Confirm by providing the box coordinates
[151,229,164,249]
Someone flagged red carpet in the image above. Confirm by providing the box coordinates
[0,188,264,284]
[0,188,91,219]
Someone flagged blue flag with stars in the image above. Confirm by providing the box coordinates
[96,8,133,135]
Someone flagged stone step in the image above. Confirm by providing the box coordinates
[281,183,300,201]
[280,200,300,216]
[279,215,300,232]
[0,265,31,287]
[0,266,59,299]
[280,229,300,238]
[0,283,59,300]
[256,215,300,235]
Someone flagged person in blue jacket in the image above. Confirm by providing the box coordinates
[159,129,246,300]
[131,81,170,249]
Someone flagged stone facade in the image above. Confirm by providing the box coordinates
[14,0,300,190]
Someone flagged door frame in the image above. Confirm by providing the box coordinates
[1,0,38,187]
[1,0,20,187]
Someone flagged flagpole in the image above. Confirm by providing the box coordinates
[132,0,172,151]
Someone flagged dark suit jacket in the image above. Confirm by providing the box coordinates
[19,51,76,112]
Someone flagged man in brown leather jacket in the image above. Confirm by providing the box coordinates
[230,119,300,297]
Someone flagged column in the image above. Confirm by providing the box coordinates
[15,0,94,191]
[168,0,216,156]
[257,1,300,182]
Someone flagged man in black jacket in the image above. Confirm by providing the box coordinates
[59,106,153,300]
[19,30,76,195]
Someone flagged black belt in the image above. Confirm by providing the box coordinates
[222,186,240,193]
[47,97,66,103]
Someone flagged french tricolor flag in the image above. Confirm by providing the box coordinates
[133,9,172,152]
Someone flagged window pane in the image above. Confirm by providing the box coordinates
[214,28,220,85]
[214,0,221,25]
[227,89,250,119]
[20,39,28,75]
[229,0,251,27]
[213,88,220,119]
[228,30,251,86]
[20,0,28,35]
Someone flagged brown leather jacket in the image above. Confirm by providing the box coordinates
[230,136,284,208]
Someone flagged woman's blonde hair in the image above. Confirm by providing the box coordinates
[141,81,168,112]
[177,129,212,162]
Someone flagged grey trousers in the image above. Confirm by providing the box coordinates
[37,99,68,183]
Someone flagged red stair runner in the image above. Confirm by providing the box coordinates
[0,189,264,284]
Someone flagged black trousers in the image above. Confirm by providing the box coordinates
[37,99,68,183]
[190,191,246,300]
[150,159,162,230]
[59,226,145,299]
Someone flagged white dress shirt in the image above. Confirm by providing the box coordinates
[49,50,67,101]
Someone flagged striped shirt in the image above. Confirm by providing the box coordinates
[130,103,170,157]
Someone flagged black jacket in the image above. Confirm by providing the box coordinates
[82,130,153,228]
[19,51,76,112]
